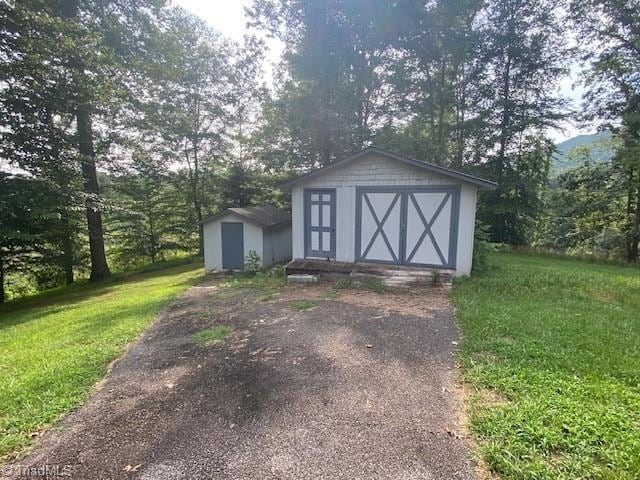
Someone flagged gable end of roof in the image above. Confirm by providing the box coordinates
[200,205,291,229]
[279,147,498,190]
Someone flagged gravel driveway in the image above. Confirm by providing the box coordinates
[6,278,480,480]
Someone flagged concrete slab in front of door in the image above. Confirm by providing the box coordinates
[286,258,455,286]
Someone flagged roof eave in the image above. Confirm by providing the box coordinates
[199,209,268,228]
[200,208,292,229]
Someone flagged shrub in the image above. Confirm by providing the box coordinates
[244,250,261,272]
[472,221,491,273]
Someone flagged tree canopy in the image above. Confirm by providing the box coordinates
[1,0,638,301]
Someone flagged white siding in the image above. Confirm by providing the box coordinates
[202,214,265,272]
[203,219,222,271]
[243,221,264,269]
[291,151,479,276]
[262,228,272,268]
[292,186,305,260]
[263,226,293,266]
[456,183,477,276]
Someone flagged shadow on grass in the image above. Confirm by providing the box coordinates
[0,261,204,332]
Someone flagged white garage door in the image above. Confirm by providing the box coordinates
[355,187,460,268]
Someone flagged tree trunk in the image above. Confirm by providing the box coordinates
[186,147,204,257]
[192,153,204,257]
[497,55,512,184]
[59,0,110,281]
[627,171,640,262]
[61,209,74,284]
[437,58,447,165]
[454,63,466,169]
[77,103,111,281]
[0,254,4,303]
[146,188,157,264]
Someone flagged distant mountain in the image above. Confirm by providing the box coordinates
[552,132,614,174]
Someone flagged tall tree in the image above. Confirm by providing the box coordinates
[248,0,398,167]
[537,145,627,255]
[1,0,167,281]
[479,0,569,243]
[145,8,234,255]
[386,0,486,166]
[571,0,640,262]
[0,1,84,284]
[104,158,195,267]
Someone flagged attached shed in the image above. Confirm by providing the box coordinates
[280,148,497,276]
[201,206,292,272]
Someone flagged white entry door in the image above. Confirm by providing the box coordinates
[355,187,459,268]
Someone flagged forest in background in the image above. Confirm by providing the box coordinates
[1,0,639,301]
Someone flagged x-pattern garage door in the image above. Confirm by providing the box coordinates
[355,187,459,268]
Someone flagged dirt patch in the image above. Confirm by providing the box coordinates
[5,279,481,480]
[458,384,502,480]
[335,285,452,317]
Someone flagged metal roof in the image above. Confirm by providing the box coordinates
[279,147,498,190]
[200,205,291,229]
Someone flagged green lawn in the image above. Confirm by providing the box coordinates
[193,325,233,344]
[453,251,640,479]
[0,260,204,461]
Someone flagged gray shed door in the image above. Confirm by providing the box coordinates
[221,222,244,270]
[356,187,459,268]
[304,189,336,259]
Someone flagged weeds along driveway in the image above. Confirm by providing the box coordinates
[6,278,479,480]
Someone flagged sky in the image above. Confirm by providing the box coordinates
[174,0,284,82]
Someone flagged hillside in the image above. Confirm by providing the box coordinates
[553,131,614,174]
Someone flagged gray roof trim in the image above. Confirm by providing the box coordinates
[200,210,262,227]
[278,147,498,190]
[200,206,291,229]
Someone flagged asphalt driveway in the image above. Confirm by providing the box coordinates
[7,278,480,479]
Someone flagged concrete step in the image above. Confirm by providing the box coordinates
[285,259,453,288]
[287,274,319,284]
[351,271,451,288]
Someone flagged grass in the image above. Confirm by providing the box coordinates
[219,265,287,290]
[358,278,388,293]
[333,277,353,289]
[453,251,640,479]
[219,266,288,303]
[0,259,204,461]
[289,299,315,311]
[258,291,280,302]
[333,276,389,293]
[193,325,233,344]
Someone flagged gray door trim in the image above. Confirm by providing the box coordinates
[355,186,405,265]
[405,191,451,265]
[360,192,401,262]
[221,222,244,271]
[304,188,336,259]
[355,185,460,269]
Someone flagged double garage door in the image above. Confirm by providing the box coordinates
[355,186,460,269]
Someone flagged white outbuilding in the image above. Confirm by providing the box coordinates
[201,206,292,272]
[280,148,497,276]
